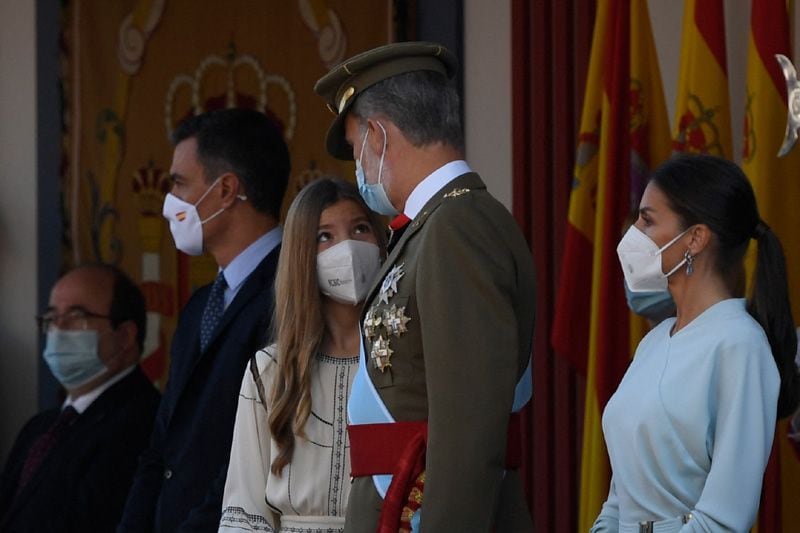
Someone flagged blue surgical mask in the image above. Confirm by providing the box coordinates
[43,329,108,389]
[624,280,676,323]
[355,122,399,216]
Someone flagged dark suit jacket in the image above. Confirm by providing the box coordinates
[346,173,536,532]
[0,366,160,532]
[119,248,279,533]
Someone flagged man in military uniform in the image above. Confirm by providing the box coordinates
[315,42,536,532]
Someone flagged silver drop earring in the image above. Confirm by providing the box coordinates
[685,250,694,276]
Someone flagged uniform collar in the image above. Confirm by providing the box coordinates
[403,160,471,219]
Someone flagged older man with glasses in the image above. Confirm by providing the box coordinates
[0,264,160,532]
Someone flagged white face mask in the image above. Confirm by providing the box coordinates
[162,177,225,255]
[317,239,381,305]
[616,225,689,292]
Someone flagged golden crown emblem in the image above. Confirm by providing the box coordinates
[132,160,171,252]
[133,160,170,215]
[164,43,297,142]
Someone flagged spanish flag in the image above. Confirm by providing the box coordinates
[742,1,800,531]
[672,0,731,158]
[550,1,670,529]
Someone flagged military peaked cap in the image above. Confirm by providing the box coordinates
[314,41,458,160]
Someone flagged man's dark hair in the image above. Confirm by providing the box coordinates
[73,264,147,355]
[171,108,291,220]
[107,266,147,355]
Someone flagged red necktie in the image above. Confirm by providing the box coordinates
[16,406,79,494]
[388,214,411,251]
[389,214,411,231]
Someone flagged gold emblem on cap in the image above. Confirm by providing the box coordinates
[337,86,356,114]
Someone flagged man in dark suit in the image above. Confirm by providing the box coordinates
[314,43,536,532]
[118,108,289,532]
[0,264,160,532]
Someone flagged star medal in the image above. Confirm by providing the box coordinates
[384,305,411,337]
[363,306,382,341]
[370,335,393,372]
[379,263,405,304]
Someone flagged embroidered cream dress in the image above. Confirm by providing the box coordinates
[220,345,358,533]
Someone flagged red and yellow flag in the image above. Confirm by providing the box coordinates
[672,0,732,157]
[742,1,800,531]
[550,0,671,529]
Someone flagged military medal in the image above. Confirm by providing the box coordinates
[370,335,393,372]
[363,306,383,341]
[384,304,411,337]
[379,263,405,304]
[776,54,800,157]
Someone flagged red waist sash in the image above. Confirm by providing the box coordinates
[348,413,522,533]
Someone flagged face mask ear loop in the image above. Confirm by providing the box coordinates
[662,255,688,278]
[200,208,226,225]
[655,227,690,256]
[376,121,388,186]
[657,227,692,279]
[194,176,223,208]
[358,126,370,167]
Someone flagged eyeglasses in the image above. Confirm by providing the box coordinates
[36,308,113,335]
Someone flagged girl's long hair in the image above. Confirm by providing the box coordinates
[267,178,386,475]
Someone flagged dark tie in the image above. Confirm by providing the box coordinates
[16,406,79,493]
[388,214,411,252]
[200,272,227,352]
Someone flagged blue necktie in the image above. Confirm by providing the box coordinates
[200,272,227,352]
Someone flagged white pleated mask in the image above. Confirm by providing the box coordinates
[162,177,225,256]
[616,225,689,292]
[317,239,381,305]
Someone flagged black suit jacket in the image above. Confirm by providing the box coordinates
[0,366,160,532]
[119,248,279,533]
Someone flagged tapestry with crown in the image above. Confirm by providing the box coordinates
[60,0,407,388]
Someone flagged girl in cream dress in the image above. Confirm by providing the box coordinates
[220,179,386,532]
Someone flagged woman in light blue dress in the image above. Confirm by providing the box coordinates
[592,154,800,532]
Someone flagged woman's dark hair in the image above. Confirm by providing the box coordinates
[651,154,800,418]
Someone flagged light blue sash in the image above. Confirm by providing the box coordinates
[348,340,395,498]
[348,336,533,496]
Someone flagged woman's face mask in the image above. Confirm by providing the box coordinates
[616,225,689,293]
[623,280,676,323]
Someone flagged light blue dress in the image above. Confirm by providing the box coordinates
[591,299,779,532]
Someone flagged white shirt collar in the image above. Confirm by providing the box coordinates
[403,160,472,219]
[64,365,136,414]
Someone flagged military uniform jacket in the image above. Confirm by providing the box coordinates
[345,172,536,532]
